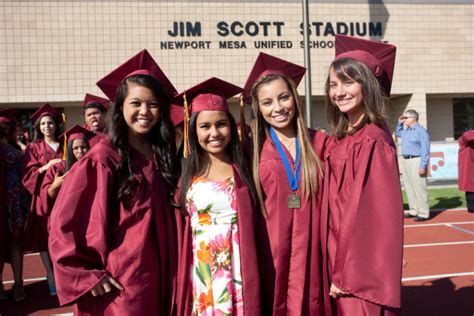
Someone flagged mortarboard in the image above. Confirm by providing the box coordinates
[0,109,17,124]
[242,52,306,104]
[170,104,185,128]
[82,93,111,112]
[96,49,177,102]
[30,103,62,123]
[335,35,396,97]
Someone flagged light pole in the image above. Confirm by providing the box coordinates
[302,0,313,127]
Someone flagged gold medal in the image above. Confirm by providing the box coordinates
[288,194,301,209]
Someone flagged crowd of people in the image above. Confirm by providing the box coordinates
[0,33,466,316]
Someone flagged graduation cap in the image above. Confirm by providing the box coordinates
[0,109,17,124]
[242,52,306,105]
[169,104,185,128]
[175,77,242,157]
[30,103,62,123]
[59,125,96,160]
[82,93,111,112]
[96,49,177,102]
[335,35,396,97]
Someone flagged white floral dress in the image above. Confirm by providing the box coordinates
[186,176,244,316]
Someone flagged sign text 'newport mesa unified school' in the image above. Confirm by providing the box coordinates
[161,21,383,50]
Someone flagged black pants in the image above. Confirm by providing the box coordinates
[467,192,474,212]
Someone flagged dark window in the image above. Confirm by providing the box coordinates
[453,98,474,139]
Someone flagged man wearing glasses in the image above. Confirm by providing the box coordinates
[396,109,431,221]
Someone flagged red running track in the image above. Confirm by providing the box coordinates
[1,209,473,315]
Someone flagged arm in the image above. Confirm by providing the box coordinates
[419,128,430,170]
[331,138,403,308]
[49,157,115,305]
[395,121,404,138]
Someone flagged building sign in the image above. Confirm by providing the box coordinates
[428,142,459,180]
[161,21,383,50]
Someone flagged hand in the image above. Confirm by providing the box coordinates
[47,172,69,199]
[330,283,350,299]
[399,115,407,123]
[90,275,124,297]
[40,158,62,173]
[418,168,426,176]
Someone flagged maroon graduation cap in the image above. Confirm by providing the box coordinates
[169,104,185,128]
[30,103,62,123]
[242,52,306,105]
[82,93,111,112]
[335,35,396,97]
[96,49,177,102]
[61,124,96,144]
[175,77,242,157]
[0,109,17,124]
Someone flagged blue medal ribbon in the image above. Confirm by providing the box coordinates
[269,127,301,191]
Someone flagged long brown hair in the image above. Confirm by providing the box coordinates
[251,74,323,213]
[325,58,387,140]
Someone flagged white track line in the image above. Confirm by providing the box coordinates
[402,272,474,282]
[404,221,474,228]
[2,277,46,285]
[405,208,468,213]
[25,252,40,257]
[404,241,474,248]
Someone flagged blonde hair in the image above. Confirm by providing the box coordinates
[251,74,323,214]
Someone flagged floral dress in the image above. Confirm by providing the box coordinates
[186,176,244,316]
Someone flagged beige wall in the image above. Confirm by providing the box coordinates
[1,1,473,138]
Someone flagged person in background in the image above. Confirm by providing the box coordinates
[22,103,64,296]
[82,93,110,134]
[0,109,29,302]
[321,35,403,315]
[243,52,327,315]
[175,77,260,315]
[458,129,474,213]
[49,49,179,315]
[396,109,431,221]
[39,125,94,220]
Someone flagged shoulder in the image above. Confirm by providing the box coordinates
[25,139,43,150]
[81,139,121,169]
[356,123,395,148]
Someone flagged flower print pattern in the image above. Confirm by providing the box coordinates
[186,177,244,315]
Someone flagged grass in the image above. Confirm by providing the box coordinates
[402,187,467,210]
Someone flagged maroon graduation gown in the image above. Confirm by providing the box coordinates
[38,160,66,221]
[49,139,178,315]
[175,166,261,315]
[458,130,474,192]
[257,129,328,316]
[0,145,7,260]
[82,124,107,147]
[22,139,63,252]
[320,123,403,316]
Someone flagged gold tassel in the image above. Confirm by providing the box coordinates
[62,113,67,160]
[239,94,247,143]
[183,93,190,158]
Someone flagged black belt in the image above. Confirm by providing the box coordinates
[403,155,420,159]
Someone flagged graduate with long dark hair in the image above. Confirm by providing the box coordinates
[22,103,64,295]
[49,50,179,315]
[242,53,327,315]
[39,125,94,218]
[175,78,261,315]
[320,35,403,315]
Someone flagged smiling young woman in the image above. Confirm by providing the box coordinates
[320,35,403,316]
[48,50,180,315]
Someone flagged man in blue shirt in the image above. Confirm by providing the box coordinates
[396,109,431,221]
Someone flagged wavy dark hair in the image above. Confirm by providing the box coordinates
[325,57,387,140]
[109,74,178,209]
[33,114,62,141]
[180,111,258,215]
[65,139,90,172]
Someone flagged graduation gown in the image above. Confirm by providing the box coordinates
[0,145,7,260]
[257,129,328,316]
[22,139,63,252]
[49,139,178,316]
[320,123,403,316]
[458,130,474,192]
[175,166,261,316]
[38,160,66,220]
[82,124,107,147]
